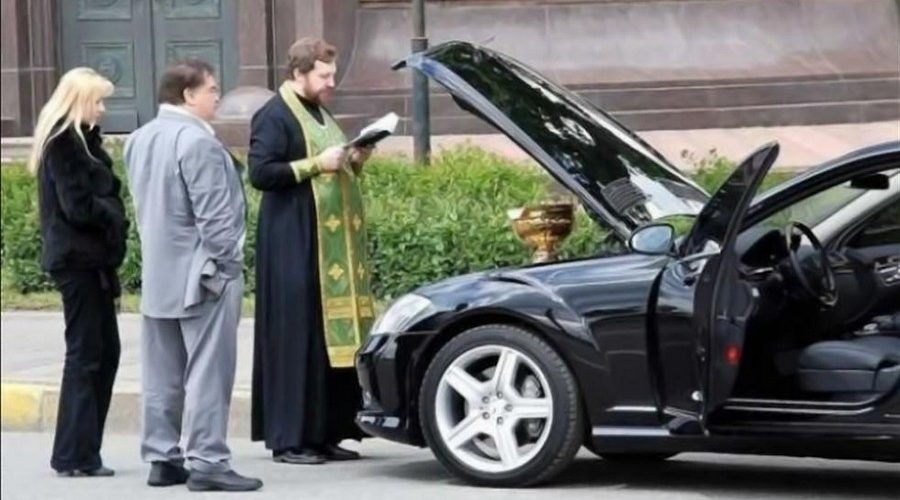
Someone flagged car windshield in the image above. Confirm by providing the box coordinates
[663,166,890,238]
[755,175,894,231]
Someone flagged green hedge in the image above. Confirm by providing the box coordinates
[1,166,49,293]
[1,145,789,300]
[1,147,608,299]
[362,148,610,297]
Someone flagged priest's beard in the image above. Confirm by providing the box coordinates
[299,81,332,106]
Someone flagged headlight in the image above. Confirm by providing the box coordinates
[371,293,435,335]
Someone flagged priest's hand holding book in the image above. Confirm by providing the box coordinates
[316,146,348,173]
[344,111,398,173]
[347,145,374,171]
[314,145,372,174]
[314,112,397,174]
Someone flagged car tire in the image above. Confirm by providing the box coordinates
[419,324,583,487]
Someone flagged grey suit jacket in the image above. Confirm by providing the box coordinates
[124,107,246,318]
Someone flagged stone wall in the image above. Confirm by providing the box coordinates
[3,0,898,140]
[329,0,900,134]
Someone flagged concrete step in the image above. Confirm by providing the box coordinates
[1,137,32,165]
[388,98,899,135]
[334,74,900,133]
[373,121,900,170]
[1,136,126,165]
[5,123,897,170]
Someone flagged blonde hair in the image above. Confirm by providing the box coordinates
[28,67,114,175]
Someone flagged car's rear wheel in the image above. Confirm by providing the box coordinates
[419,324,583,487]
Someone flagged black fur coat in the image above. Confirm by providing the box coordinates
[38,124,128,275]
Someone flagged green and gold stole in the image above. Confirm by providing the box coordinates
[279,83,375,368]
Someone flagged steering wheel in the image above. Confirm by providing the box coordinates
[784,221,838,308]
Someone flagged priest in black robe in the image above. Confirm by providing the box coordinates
[249,38,374,465]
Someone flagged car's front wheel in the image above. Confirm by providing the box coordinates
[419,324,583,487]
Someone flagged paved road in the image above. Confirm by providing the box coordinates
[1,312,255,391]
[1,433,897,500]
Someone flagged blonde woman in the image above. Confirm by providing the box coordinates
[29,67,128,477]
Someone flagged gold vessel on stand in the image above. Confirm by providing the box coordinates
[507,202,574,263]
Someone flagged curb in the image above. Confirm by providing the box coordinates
[1,381,253,436]
[0,383,50,431]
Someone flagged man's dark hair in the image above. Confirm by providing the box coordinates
[158,59,215,105]
[286,37,337,79]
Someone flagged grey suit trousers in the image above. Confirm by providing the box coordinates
[140,276,243,473]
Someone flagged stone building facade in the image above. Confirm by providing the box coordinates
[2,0,898,143]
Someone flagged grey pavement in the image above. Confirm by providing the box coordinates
[1,311,255,436]
[2,432,898,500]
[3,316,899,499]
[1,311,254,392]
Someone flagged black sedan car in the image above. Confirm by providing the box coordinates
[355,41,900,487]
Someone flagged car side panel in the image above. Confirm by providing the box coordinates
[414,254,670,427]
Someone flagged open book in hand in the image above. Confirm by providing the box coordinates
[344,112,399,149]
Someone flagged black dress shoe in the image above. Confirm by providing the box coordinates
[320,443,361,461]
[147,461,190,487]
[273,449,326,465]
[57,466,115,477]
[186,469,263,492]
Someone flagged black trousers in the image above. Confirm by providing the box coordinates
[49,269,121,472]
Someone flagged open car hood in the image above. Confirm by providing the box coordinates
[396,41,709,239]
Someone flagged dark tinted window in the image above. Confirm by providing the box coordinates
[850,198,900,248]
[757,181,866,232]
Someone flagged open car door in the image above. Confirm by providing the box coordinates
[652,143,779,431]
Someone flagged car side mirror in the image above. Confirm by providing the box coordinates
[629,223,676,255]
[850,173,889,190]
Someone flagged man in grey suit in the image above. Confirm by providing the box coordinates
[124,60,262,492]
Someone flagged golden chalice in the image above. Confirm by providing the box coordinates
[508,202,574,263]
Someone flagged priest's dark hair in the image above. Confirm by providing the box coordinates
[158,59,216,105]
[287,37,337,78]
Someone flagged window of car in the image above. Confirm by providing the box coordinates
[847,198,900,248]
[746,167,899,245]
[754,180,868,233]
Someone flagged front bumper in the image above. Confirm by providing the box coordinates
[356,411,417,445]
[355,331,433,446]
